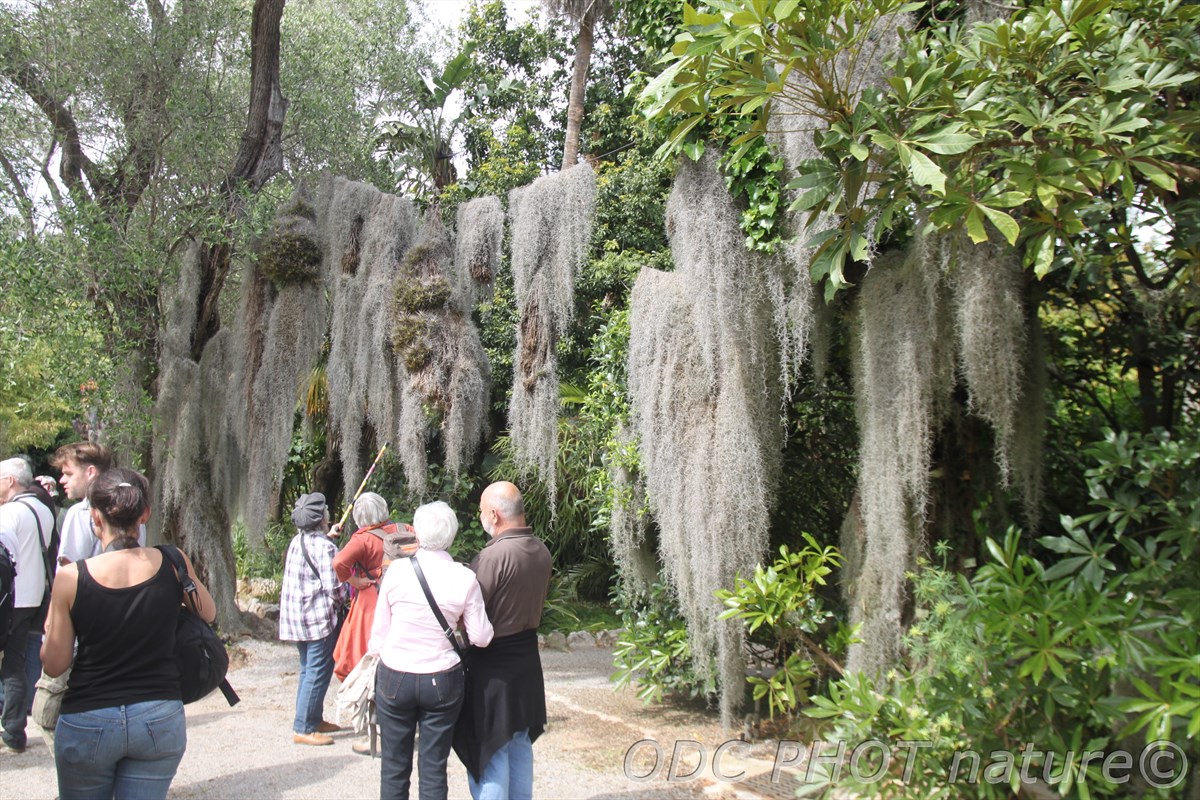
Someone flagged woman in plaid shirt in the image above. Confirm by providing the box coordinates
[278,493,349,746]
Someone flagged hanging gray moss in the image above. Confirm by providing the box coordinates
[321,177,418,493]
[628,153,784,727]
[1011,313,1047,523]
[508,165,597,501]
[258,186,323,286]
[847,238,956,676]
[608,423,655,593]
[242,279,327,545]
[153,242,246,625]
[952,235,1027,484]
[390,209,493,487]
[453,195,504,306]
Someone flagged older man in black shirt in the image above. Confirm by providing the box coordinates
[454,481,552,800]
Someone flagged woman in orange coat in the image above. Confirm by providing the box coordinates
[332,493,406,683]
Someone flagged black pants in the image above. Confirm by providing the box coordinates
[375,663,464,800]
[1,606,37,749]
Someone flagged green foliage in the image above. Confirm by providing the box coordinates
[643,0,1200,292]
[257,233,322,286]
[377,44,480,201]
[0,234,108,450]
[611,581,718,704]
[232,520,294,589]
[799,427,1200,799]
[391,315,434,371]
[456,0,570,173]
[488,417,614,598]
[716,536,848,719]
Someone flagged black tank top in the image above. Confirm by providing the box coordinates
[62,552,184,714]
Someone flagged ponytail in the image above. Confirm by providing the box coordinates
[89,468,150,539]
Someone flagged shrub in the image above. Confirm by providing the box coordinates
[797,427,1200,799]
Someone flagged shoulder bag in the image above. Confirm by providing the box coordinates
[158,545,240,706]
[409,555,469,665]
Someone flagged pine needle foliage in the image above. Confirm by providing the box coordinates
[628,153,784,726]
[508,164,597,501]
[453,195,504,306]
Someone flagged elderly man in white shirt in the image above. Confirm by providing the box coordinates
[368,500,493,800]
[0,457,56,753]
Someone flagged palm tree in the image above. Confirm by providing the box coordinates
[544,0,612,170]
[376,46,476,203]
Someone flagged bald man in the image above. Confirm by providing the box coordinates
[453,481,552,800]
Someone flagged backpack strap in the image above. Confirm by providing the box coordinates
[12,497,55,591]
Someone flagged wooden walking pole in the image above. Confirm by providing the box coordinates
[336,443,388,531]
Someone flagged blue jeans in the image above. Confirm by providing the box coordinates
[54,699,186,800]
[375,662,464,800]
[0,630,42,718]
[0,607,36,749]
[294,635,336,734]
[468,729,533,800]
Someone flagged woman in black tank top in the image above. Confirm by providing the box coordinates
[40,469,215,800]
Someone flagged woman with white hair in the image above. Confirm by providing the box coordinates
[331,492,416,685]
[368,501,493,800]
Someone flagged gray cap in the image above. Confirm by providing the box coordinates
[292,492,327,529]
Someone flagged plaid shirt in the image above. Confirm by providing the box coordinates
[278,530,348,642]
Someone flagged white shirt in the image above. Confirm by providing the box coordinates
[58,498,102,563]
[0,492,56,608]
[369,550,494,674]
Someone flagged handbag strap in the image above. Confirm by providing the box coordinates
[409,556,467,660]
[157,545,202,616]
[156,545,241,707]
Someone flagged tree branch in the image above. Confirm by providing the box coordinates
[0,146,35,238]
[39,135,64,217]
[190,0,287,361]
[0,40,106,208]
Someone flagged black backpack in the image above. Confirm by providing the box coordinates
[157,545,240,706]
[0,542,15,651]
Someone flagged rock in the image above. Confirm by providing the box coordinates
[566,631,595,650]
[594,629,620,647]
[248,577,280,598]
[545,631,569,651]
[538,634,547,649]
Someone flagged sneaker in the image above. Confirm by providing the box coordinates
[0,739,25,755]
[292,731,334,746]
[352,740,373,756]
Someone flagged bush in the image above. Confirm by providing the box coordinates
[797,428,1200,799]
[611,581,718,705]
[716,535,851,720]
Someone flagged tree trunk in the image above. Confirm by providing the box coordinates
[163,0,288,632]
[561,8,595,171]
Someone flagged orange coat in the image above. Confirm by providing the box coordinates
[331,524,390,681]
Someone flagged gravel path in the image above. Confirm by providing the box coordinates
[0,639,792,799]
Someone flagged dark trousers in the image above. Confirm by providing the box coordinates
[375,663,464,800]
[1,606,37,749]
